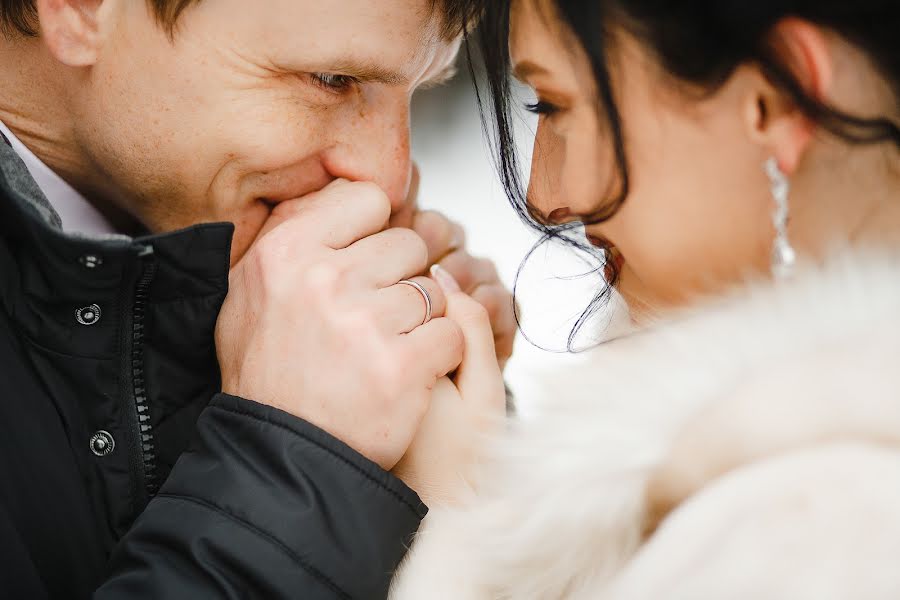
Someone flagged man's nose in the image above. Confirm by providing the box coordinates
[320,105,413,219]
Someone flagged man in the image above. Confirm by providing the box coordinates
[0,0,510,598]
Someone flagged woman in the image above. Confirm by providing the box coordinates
[392,0,900,597]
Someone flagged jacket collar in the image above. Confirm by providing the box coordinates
[0,137,234,312]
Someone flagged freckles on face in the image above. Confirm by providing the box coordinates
[83,0,458,265]
[217,1,459,247]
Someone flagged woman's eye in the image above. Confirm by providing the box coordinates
[309,73,357,93]
[524,100,559,116]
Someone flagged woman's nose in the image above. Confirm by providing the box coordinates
[545,207,576,225]
[531,205,578,226]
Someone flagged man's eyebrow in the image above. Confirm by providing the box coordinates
[512,60,549,82]
[327,59,411,86]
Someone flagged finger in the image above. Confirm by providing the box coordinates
[376,276,447,334]
[450,295,503,401]
[413,211,466,266]
[432,266,505,408]
[264,179,391,251]
[437,251,500,294]
[341,228,429,287]
[254,179,355,242]
[401,317,465,383]
[470,284,516,367]
[388,163,420,229]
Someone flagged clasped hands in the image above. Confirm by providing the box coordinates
[216,179,511,506]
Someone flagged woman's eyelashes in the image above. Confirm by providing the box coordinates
[524,100,559,116]
[308,73,358,94]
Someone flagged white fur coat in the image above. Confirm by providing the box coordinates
[391,249,900,600]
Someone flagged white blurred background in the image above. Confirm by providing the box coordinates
[410,55,607,413]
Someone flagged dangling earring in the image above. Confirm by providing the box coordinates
[765,158,796,280]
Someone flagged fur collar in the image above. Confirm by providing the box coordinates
[392,249,900,599]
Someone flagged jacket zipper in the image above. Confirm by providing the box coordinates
[127,243,159,505]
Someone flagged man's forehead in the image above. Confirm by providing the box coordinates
[244,2,453,68]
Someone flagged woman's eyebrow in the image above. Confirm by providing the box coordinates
[512,60,549,81]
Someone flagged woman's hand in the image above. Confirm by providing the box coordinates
[392,266,507,507]
[412,210,516,370]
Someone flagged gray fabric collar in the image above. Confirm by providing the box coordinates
[0,139,131,243]
[0,136,64,230]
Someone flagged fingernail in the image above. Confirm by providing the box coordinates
[430,264,461,293]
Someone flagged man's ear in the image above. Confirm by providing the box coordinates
[743,18,834,175]
[35,0,106,67]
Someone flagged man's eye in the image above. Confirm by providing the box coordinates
[309,73,357,93]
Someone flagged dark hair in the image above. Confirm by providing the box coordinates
[1,0,478,39]
[466,0,900,349]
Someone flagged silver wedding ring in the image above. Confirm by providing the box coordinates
[398,279,433,327]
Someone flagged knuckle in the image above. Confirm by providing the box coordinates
[253,234,283,264]
[461,299,492,328]
[375,356,407,396]
[338,308,380,340]
[414,209,445,233]
[249,241,288,295]
[479,284,512,311]
[302,260,343,297]
[429,213,454,240]
[355,181,391,214]
[353,180,382,196]
[392,226,419,245]
[415,211,457,252]
[451,222,467,246]
[473,288,501,318]
[402,231,429,266]
[270,198,305,220]
[476,257,500,280]
[439,250,467,275]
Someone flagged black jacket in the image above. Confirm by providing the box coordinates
[0,139,426,599]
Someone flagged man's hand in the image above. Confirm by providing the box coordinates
[216,179,463,470]
[413,211,516,369]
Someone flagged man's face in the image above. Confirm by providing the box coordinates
[73,0,460,263]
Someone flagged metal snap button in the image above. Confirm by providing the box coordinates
[76,304,102,326]
[90,430,115,456]
[78,254,104,269]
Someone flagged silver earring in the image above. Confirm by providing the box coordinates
[765,158,796,280]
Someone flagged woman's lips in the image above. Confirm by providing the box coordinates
[586,234,625,275]
[609,246,625,271]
